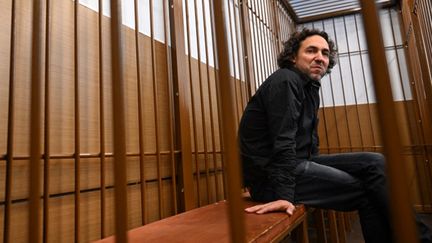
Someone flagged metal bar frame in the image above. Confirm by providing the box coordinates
[168,0,195,211]
[73,1,81,241]
[359,1,417,242]
[43,0,51,241]
[29,0,43,242]
[213,1,246,242]
[97,0,107,237]
[110,0,128,242]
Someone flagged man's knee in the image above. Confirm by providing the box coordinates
[364,152,386,171]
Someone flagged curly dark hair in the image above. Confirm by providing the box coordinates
[277,28,337,74]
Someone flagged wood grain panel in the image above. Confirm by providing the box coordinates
[318,101,431,208]
[0,154,178,202]
[0,0,12,155]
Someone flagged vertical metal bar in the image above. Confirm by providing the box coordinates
[418,0,432,75]
[256,0,264,83]
[410,1,432,135]
[249,2,260,90]
[201,0,220,202]
[263,0,269,32]
[249,1,258,85]
[337,212,347,243]
[43,0,51,242]
[110,0,128,242]
[423,0,432,201]
[408,0,432,206]
[257,2,269,80]
[164,0,178,214]
[388,7,426,209]
[354,14,377,150]
[278,1,288,42]
[268,16,277,72]
[4,0,16,242]
[265,28,273,74]
[273,1,280,44]
[238,0,249,105]
[314,23,332,154]
[97,0,107,237]
[282,2,289,42]
[149,0,164,218]
[269,0,280,70]
[239,0,255,98]
[227,0,241,122]
[234,0,249,113]
[250,1,257,88]
[258,5,268,82]
[321,26,342,153]
[342,16,365,151]
[401,2,432,209]
[168,0,195,211]
[73,0,81,241]
[359,1,418,242]
[184,0,202,207]
[424,0,432,58]
[278,2,284,42]
[208,0,227,199]
[261,14,270,79]
[254,8,265,85]
[29,0,43,242]
[257,0,263,32]
[319,89,332,154]
[193,0,211,204]
[232,0,247,112]
[327,210,339,242]
[133,0,147,224]
[329,19,353,152]
[276,1,283,42]
[314,20,333,155]
[417,0,432,209]
[213,1,246,242]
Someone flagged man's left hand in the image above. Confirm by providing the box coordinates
[244,200,296,215]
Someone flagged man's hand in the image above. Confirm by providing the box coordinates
[244,200,296,215]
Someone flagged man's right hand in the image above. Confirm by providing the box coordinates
[244,200,296,215]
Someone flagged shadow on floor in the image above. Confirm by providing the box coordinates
[346,213,432,243]
[283,212,432,243]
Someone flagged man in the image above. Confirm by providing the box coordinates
[238,28,432,243]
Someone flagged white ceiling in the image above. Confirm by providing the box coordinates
[284,0,395,23]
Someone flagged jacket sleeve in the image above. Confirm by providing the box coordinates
[263,77,303,202]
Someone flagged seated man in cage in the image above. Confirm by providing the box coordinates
[238,28,432,243]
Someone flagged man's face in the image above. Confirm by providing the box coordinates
[293,35,330,81]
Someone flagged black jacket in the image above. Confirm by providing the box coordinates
[238,67,320,202]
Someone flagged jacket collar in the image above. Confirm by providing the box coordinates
[288,66,321,89]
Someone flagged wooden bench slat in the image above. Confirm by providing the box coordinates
[95,199,307,243]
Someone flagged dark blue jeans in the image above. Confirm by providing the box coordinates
[249,152,432,243]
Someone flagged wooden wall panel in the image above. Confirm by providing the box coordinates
[0,0,12,155]
[0,182,179,243]
[0,0,229,240]
[318,101,431,208]
[8,0,33,157]
[49,0,77,155]
[0,201,30,243]
[0,154,176,202]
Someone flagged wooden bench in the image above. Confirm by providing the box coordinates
[94,198,308,243]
